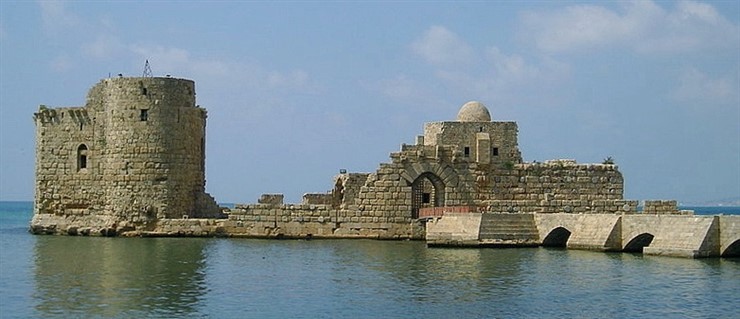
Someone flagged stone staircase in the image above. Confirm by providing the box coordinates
[478,213,540,246]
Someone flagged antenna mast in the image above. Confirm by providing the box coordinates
[142,60,153,77]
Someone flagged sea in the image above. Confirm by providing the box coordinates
[1,201,738,319]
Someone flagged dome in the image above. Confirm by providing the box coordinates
[456,101,491,122]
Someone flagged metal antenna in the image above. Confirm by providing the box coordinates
[142,60,153,77]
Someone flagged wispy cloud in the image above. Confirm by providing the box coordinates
[81,34,126,60]
[130,44,320,94]
[520,0,739,54]
[672,67,739,106]
[39,1,79,34]
[411,25,475,67]
[403,26,568,107]
[49,53,73,72]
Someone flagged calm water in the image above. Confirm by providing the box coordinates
[1,201,738,318]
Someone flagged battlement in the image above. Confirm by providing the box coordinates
[33,106,90,126]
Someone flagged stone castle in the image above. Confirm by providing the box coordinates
[32,77,221,235]
[30,77,739,258]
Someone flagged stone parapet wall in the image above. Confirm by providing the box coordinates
[224,204,421,239]
[302,193,333,205]
[489,162,624,202]
[484,199,638,214]
[642,200,683,214]
[258,194,284,206]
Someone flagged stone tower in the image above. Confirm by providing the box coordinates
[32,76,220,235]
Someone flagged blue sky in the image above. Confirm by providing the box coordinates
[1,1,738,204]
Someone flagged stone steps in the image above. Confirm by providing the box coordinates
[478,213,539,241]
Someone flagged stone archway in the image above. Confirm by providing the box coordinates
[623,233,655,253]
[722,239,740,257]
[411,172,445,219]
[542,227,572,247]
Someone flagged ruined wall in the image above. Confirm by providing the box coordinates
[332,173,369,209]
[642,200,681,214]
[223,202,420,239]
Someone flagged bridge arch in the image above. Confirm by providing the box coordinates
[722,239,740,257]
[623,233,654,253]
[542,227,572,247]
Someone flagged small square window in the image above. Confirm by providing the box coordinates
[422,193,431,204]
[492,147,499,156]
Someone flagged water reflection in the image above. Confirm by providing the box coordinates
[33,236,209,318]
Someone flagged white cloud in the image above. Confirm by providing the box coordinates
[411,26,475,66]
[375,74,426,101]
[81,35,126,59]
[50,54,73,72]
[406,26,568,107]
[672,68,739,106]
[267,70,318,93]
[486,47,542,84]
[39,1,79,34]
[521,0,739,54]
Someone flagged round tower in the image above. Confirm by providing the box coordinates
[94,76,208,219]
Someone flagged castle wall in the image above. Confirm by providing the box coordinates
[34,106,104,216]
[222,203,420,239]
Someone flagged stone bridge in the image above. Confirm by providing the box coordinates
[427,212,740,258]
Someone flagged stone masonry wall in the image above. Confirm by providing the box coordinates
[34,106,104,217]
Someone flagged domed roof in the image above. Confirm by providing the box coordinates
[456,101,491,122]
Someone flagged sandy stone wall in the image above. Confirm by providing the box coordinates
[223,203,421,239]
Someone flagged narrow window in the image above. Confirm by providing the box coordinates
[492,147,499,156]
[140,109,148,121]
[77,144,88,170]
[141,87,148,95]
[464,146,470,157]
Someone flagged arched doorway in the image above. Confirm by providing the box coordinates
[411,172,445,218]
[624,233,654,253]
[542,227,572,247]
